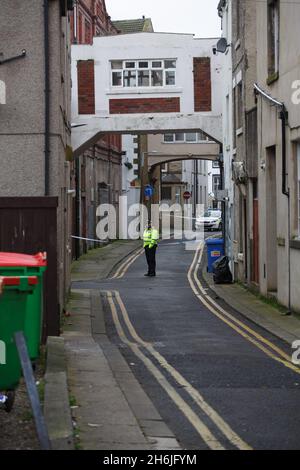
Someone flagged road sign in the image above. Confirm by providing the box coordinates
[144,185,154,198]
[183,191,192,200]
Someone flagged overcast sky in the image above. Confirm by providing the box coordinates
[105,0,221,38]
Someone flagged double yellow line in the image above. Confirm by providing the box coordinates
[105,239,300,449]
[111,247,144,279]
[105,289,252,450]
[188,242,300,374]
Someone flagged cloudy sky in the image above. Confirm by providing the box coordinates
[105,0,221,38]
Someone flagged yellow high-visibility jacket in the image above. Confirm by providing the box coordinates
[143,228,159,249]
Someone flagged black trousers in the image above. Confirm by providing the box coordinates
[144,246,157,275]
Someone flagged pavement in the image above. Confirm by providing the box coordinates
[202,265,300,347]
[62,240,181,450]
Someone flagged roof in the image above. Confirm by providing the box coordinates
[162,174,182,184]
[113,17,154,34]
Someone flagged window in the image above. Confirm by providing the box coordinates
[164,134,174,143]
[175,133,184,142]
[235,0,240,40]
[138,70,150,87]
[233,80,243,144]
[111,61,122,69]
[165,71,176,85]
[164,60,176,69]
[152,61,162,68]
[213,175,221,194]
[125,61,135,69]
[163,132,212,143]
[236,82,243,130]
[268,0,280,79]
[175,187,181,204]
[161,186,172,200]
[186,133,197,142]
[151,70,163,87]
[233,87,237,148]
[111,59,177,88]
[198,131,209,141]
[112,71,122,86]
[123,70,136,87]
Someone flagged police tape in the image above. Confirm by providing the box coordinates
[71,235,108,244]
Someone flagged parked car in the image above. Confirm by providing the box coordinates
[195,209,222,231]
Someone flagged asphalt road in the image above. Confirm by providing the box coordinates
[100,237,300,450]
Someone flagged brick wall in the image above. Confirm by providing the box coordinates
[193,57,211,112]
[70,0,118,43]
[109,97,180,114]
[77,60,95,114]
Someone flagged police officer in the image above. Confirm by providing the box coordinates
[143,220,159,277]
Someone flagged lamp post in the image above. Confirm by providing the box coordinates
[141,150,159,204]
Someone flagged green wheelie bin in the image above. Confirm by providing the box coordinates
[0,275,39,392]
[0,252,47,361]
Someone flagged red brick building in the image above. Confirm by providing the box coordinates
[70,0,123,256]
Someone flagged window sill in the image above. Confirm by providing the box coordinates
[106,87,183,96]
[162,140,215,145]
[290,239,300,250]
[236,127,243,136]
[266,71,279,86]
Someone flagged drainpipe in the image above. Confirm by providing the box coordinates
[195,160,199,217]
[279,106,291,314]
[73,0,78,44]
[218,145,226,250]
[254,83,291,314]
[44,0,50,196]
[75,158,80,259]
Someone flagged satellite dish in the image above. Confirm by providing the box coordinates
[216,37,229,53]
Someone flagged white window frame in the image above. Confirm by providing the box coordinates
[212,175,221,194]
[163,132,212,144]
[111,59,177,88]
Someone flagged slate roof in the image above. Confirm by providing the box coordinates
[162,173,182,184]
[113,18,154,34]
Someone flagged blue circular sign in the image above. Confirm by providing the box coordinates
[144,185,154,197]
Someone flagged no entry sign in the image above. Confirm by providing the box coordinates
[183,191,191,200]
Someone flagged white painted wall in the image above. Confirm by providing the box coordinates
[219,1,235,267]
[121,134,140,205]
[182,159,209,208]
[72,32,222,116]
[71,32,223,154]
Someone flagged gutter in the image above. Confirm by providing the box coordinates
[44,0,50,196]
[254,82,291,314]
[254,83,289,197]
[217,0,226,17]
